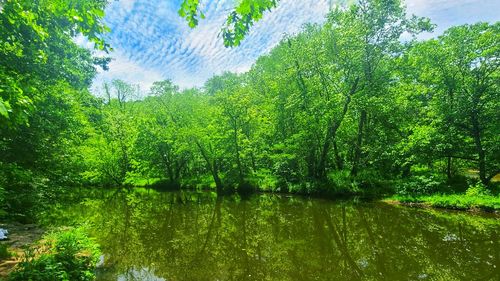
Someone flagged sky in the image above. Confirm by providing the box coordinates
[84,0,500,94]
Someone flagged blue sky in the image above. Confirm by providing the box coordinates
[83,0,500,93]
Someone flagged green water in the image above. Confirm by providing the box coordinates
[45,189,499,281]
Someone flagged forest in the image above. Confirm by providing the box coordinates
[0,0,499,280]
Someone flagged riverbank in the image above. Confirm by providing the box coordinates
[99,181,500,214]
[383,194,500,213]
[0,223,45,278]
[0,226,100,280]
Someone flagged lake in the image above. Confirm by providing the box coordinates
[43,189,499,281]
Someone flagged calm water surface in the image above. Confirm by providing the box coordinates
[46,189,499,281]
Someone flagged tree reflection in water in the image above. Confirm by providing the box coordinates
[56,189,498,281]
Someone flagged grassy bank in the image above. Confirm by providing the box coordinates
[382,173,500,213]
[1,227,100,281]
[384,194,500,212]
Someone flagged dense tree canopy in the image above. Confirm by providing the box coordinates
[0,0,109,219]
[0,0,499,221]
[0,2,499,281]
[70,0,498,195]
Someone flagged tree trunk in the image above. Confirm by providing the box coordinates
[196,141,224,194]
[174,158,187,182]
[287,39,309,110]
[317,77,359,179]
[307,148,316,179]
[351,109,367,177]
[212,159,224,195]
[471,111,487,184]
[446,156,452,180]
[333,140,343,170]
[232,120,244,184]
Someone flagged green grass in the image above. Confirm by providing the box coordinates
[8,227,101,281]
[386,194,500,212]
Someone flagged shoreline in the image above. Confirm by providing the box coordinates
[382,197,500,215]
[0,223,45,278]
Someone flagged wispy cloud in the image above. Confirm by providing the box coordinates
[88,0,499,92]
[405,0,500,37]
[91,49,163,95]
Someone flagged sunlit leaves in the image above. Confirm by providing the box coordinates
[0,98,9,118]
[178,0,203,28]
[0,0,110,127]
[179,0,279,47]
[406,22,500,182]
[221,0,278,47]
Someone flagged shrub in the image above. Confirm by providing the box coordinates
[0,163,50,223]
[327,170,352,189]
[391,194,500,212]
[247,169,278,192]
[0,243,12,260]
[8,227,101,281]
[0,184,6,219]
[465,181,491,197]
[395,175,443,196]
[324,170,360,195]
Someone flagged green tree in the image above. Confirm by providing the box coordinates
[0,0,109,127]
[406,23,499,184]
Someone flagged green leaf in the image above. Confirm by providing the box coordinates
[0,99,9,118]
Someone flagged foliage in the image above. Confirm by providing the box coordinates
[0,0,109,127]
[0,0,499,217]
[0,243,12,260]
[47,1,499,200]
[326,170,359,194]
[465,181,491,197]
[0,163,46,222]
[390,194,500,212]
[0,181,6,218]
[395,175,443,196]
[8,227,101,281]
[0,0,110,219]
[403,22,500,184]
[179,0,280,47]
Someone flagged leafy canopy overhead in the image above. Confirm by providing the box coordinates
[179,0,279,47]
[0,0,110,127]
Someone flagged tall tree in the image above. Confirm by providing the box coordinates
[407,23,500,184]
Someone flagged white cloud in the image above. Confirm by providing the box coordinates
[88,0,332,91]
[91,50,163,96]
[86,0,499,92]
[73,34,95,50]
